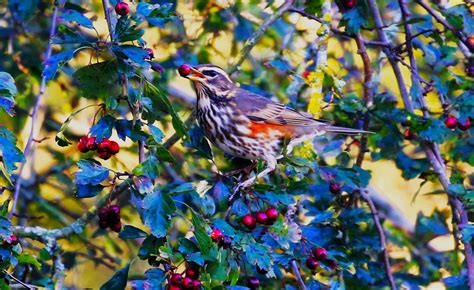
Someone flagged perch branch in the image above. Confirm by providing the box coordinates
[10,5,59,218]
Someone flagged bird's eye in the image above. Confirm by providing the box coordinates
[202,70,218,77]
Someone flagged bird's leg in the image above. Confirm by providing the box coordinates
[233,158,277,192]
[222,162,257,178]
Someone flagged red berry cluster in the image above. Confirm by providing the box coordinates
[167,267,202,290]
[115,2,129,16]
[445,115,471,131]
[210,229,232,248]
[2,234,19,247]
[242,207,279,230]
[77,137,120,160]
[98,205,122,232]
[306,247,338,271]
[403,128,416,140]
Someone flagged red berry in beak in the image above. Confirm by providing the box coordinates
[178,64,192,77]
[115,2,129,16]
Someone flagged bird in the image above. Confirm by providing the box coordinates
[178,63,369,191]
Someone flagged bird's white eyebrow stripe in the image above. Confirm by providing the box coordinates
[199,66,232,83]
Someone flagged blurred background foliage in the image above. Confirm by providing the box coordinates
[0,0,473,289]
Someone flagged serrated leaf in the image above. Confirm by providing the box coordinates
[100,264,129,290]
[74,61,120,99]
[0,127,24,173]
[0,72,17,116]
[142,191,176,237]
[74,160,109,185]
[58,9,94,29]
[112,45,151,70]
[90,115,116,141]
[43,50,75,80]
[115,119,147,141]
[17,253,41,268]
[148,124,164,143]
[119,225,148,239]
[133,155,160,179]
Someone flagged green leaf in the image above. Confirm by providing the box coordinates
[155,146,174,162]
[142,191,176,237]
[74,61,121,99]
[143,81,186,137]
[74,160,109,185]
[119,225,148,239]
[100,264,130,290]
[0,72,17,116]
[58,9,94,29]
[191,211,214,257]
[43,50,75,80]
[0,127,25,173]
[17,253,41,268]
[114,16,145,42]
[133,155,160,179]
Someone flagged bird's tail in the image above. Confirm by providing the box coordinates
[323,125,373,135]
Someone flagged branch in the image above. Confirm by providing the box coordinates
[414,0,472,57]
[290,260,307,290]
[288,7,352,39]
[368,0,474,288]
[359,190,397,290]
[353,33,396,290]
[10,5,59,218]
[229,0,295,74]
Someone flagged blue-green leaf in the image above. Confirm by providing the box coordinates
[100,264,130,290]
[75,160,109,185]
[58,9,94,29]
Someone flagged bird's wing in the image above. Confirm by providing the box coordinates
[234,88,329,127]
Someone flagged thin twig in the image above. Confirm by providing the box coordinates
[288,7,352,39]
[229,0,295,74]
[354,33,396,290]
[290,260,307,290]
[3,270,38,289]
[359,191,396,289]
[414,0,472,57]
[10,5,59,218]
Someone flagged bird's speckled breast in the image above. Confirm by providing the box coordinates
[196,99,283,161]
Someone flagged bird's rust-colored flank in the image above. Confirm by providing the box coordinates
[248,121,295,138]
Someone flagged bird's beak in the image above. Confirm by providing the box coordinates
[187,67,205,81]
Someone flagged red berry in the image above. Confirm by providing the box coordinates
[108,141,120,154]
[99,219,109,229]
[328,259,338,270]
[178,64,192,77]
[9,235,19,245]
[109,205,121,215]
[247,276,260,289]
[186,268,199,279]
[265,208,278,222]
[77,137,89,153]
[343,0,357,9]
[182,277,194,289]
[255,212,268,225]
[329,183,341,194]
[170,273,183,285]
[403,128,415,140]
[467,36,474,51]
[86,136,98,150]
[242,215,256,229]
[445,115,458,129]
[98,207,109,220]
[302,70,310,79]
[210,229,224,241]
[458,118,471,131]
[115,2,129,16]
[306,257,319,270]
[312,247,328,260]
[98,138,111,151]
[146,48,154,59]
[111,221,122,232]
[192,280,202,289]
[97,150,112,160]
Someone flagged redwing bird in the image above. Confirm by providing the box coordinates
[178,64,369,190]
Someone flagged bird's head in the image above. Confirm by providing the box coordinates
[178,64,236,97]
